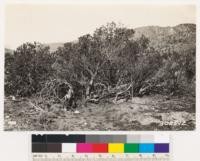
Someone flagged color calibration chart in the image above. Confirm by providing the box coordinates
[32,134,170,161]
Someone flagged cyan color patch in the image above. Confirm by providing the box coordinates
[139,144,154,153]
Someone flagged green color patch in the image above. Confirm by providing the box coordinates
[124,144,139,153]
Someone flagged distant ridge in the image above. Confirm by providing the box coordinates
[6,23,195,52]
[133,23,196,50]
[46,23,195,52]
[44,42,64,52]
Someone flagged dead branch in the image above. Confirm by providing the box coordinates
[114,83,132,102]
[29,101,45,112]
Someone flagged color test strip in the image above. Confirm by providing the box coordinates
[32,135,47,143]
[155,144,169,153]
[77,143,93,153]
[46,143,62,153]
[86,135,100,143]
[62,143,76,153]
[32,143,169,153]
[32,135,169,153]
[126,135,140,143]
[139,144,154,153]
[32,134,157,143]
[32,135,86,143]
[108,143,124,153]
[124,144,139,153]
[140,135,154,143]
[154,135,170,143]
[46,135,86,143]
[92,144,108,153]
[32,143,47,153]
[99,135,114,143]
[112,135,126,143]
[77,143,110,153]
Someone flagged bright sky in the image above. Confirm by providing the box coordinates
[5,4,196,49]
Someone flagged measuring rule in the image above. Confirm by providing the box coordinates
[31,134,170,161]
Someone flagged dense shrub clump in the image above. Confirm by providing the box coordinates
[5,22,195,100]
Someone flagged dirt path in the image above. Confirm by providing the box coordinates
[4,95,195,131]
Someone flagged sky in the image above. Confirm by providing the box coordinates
[5,4,196,49]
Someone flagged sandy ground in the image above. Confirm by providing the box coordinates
[4,95,195,131]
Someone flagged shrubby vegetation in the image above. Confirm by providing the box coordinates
[5,42,54,96]
[5,22,196,108]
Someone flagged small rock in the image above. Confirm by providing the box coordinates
[11,96,16,101]
[8,121,16,125]
[74,110,80,114]
[5,116,10,119]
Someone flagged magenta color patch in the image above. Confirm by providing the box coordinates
[77,143,93,153]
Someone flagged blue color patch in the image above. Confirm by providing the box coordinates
[139,144,154,153]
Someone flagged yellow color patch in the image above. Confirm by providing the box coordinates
[108,143,124,153]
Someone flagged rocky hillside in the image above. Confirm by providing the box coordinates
[44,42,64,52]
[45,23,196,53]
[5,24,196,53]
[134,23,196,51]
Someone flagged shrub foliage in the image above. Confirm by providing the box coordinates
[5,22,195,101]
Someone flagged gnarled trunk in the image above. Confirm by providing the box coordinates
[86,75,95,100]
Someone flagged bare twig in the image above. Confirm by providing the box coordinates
[29,101,45,112]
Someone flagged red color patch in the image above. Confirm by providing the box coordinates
[92,144,108,153]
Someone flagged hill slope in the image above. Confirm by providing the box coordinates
[5,24,196,53]
[44,42,64,52]
[134,23,196,51]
